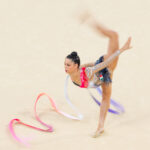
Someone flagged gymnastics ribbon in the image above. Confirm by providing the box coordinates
[87,87,125,114]
[9,93,82,146]
[9,76,125,146]
[64,76,83,120]
[65,75,125,116]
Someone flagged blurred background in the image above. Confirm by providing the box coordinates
[0,0,150,149]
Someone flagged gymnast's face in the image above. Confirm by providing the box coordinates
[64,58,78,74]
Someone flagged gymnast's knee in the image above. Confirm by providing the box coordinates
[110,30,118,40]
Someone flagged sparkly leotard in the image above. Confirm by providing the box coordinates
[73,56,111,88]
[72,50,120,88]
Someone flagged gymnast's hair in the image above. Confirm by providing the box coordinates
[66,51,80,67]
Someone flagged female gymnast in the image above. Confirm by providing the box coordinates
[64,13,132,138]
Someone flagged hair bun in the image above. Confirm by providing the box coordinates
[71,51,78,58]
[66,51,80,67]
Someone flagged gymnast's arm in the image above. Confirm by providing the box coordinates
[80,62,95,68]
[91,50,121,74]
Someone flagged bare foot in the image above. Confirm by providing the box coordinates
[120,37,132,52]
[92,128,104,138]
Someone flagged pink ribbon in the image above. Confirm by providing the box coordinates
[9,93,81,146]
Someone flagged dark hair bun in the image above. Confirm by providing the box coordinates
[66,51,80,67]
[71,51,78,58]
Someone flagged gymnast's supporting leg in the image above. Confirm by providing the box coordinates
[93,37,132,138]
[93,83,112,138]
[91,17,121,137]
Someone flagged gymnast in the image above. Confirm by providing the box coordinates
[64,12,132,138]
